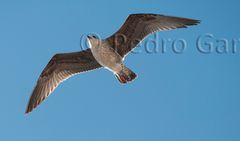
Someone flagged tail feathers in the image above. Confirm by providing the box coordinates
[115,67,137,84]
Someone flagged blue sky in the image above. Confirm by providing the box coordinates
[0,0,240,140]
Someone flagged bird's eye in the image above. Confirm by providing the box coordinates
[92,35,97,38]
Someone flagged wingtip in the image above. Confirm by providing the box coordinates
[194,19,201,25]
[183,19,201,27]
[25,108,31,114]
[193,18,201,24]
[25,104,34,114]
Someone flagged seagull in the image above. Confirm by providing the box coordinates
[26,13,200,113]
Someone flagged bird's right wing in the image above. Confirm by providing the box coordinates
[26,49,101,114]
[107,14,200,57]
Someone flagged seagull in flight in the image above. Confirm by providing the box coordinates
[26,13,200,113]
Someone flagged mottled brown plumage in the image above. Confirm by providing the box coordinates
[25,49,101,113]
[26,13,200,114]
[108,14,200,57]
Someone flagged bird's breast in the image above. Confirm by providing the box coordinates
[90,45,123,72]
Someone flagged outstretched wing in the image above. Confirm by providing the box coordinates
[26,49,101,114]
[107,14,200,57]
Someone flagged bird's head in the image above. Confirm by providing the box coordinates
[87,35,101,47]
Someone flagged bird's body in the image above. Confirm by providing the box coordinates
[26,13,200,113]
[88,38,136,83]
[89,39,123,73]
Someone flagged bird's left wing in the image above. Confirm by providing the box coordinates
[26,49,101,114]
[107,14,200,57]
